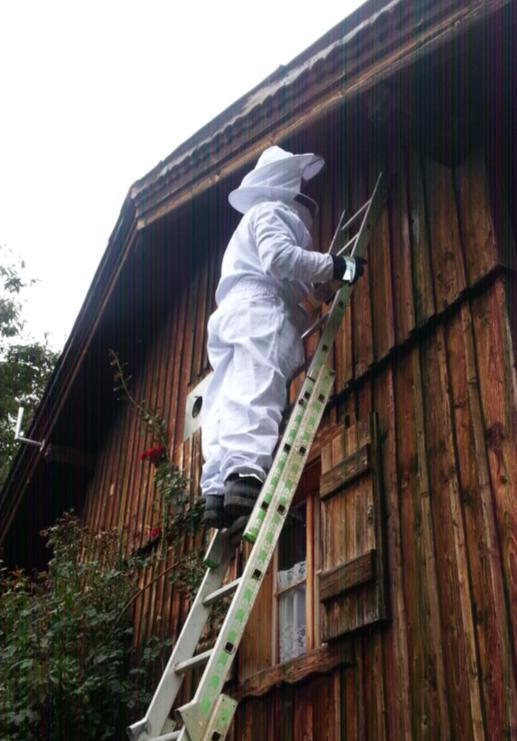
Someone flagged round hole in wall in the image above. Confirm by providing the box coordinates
[192,395,203,418]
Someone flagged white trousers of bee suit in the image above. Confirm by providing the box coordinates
[200,287,304,498]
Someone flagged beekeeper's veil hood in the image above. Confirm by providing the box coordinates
[228,145,324,215]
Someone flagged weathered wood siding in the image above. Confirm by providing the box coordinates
[81,106,517,738]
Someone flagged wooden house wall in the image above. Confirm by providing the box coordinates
[79,102,517,738]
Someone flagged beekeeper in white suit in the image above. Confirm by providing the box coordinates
[201,145,363,528]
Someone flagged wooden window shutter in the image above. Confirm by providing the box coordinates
[318,413,388,640]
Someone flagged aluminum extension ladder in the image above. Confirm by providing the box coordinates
[128,171,385,741]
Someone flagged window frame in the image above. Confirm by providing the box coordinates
[272,460,321,666]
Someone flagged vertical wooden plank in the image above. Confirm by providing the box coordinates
[201,202,223,376]
[188,204,209,385]
[154,300,183,645]
[421,327,481,740]
[421,155,467,311]
[330,670,342,741]
[132,337,166,648]
[319,162,340,429]
[103,400,125,531]
[471,277,517,682]
[136,323,170,645]
[407,149,436,327]
[362,630,386,741]
[359,409,387,741]
[276,685,294,741]
[167,276,190,454]
[311,675,338,741]
[453,151,501,285]
[446,302,517,737]
[438,319,486,738]
[353,399,377,631]
[333,117,353,395]
[293,681,314,741]
[351,141,374,379]
[341,640,364,741]
[388,147,416,343]
[161,251,190,647]
[368,160,395,363]
[393,348,447,740]
[373,363,411,741]
[410,347,451,738]
[85,415,112,531]
[114,398,135,537]
[145,291,174,542]
[165,271,190,646]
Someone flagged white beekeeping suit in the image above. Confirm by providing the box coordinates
[200,146,336,528]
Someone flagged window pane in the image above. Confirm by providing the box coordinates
[278,503,306,570]
[277,502,307,663]
[278,580,306,663]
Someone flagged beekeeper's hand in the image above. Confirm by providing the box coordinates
[331,255,367,285]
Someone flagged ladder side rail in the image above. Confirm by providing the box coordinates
[349,171,384,258]
[178,366,335,741]
[128,531,233,741]
[326,206,348,255]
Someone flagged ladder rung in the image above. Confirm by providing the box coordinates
[203,577,241,607]
[340,198,370,234]
[301,313,328,341]
[174,649,213,676]
[336,233,359,257]
[152,731,182,741]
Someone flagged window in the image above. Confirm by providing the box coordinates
[276,502,307,663]
[274,461,320,665]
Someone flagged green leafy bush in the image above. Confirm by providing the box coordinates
[0,513,171,740]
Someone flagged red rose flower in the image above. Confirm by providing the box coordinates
[149,527,162,539]
[140,445,167,465]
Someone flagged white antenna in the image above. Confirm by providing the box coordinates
[14,407,44,450]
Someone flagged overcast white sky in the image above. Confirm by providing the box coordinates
[0,0,364,350]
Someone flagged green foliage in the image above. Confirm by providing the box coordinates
[0,246,58,486]
[0,513,171,740]
[0,348,210,739]
[0,342,58,485]
[0,247,30,341]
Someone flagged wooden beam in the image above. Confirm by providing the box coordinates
[319,550,377,603]
[231,640,354,701]
[319,444,371,499]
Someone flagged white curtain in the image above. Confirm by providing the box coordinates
[277,560,306,663]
